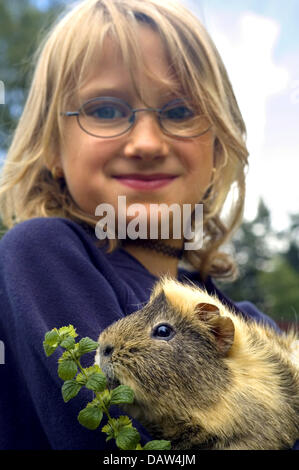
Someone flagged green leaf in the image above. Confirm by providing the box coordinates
[78,337,99,356]
[59,350,72,361]
[102,415,132,441]
[143,440,172,450]
[61,380,82,402]
[85,372,107,392]
[84,365,103,376]
[43,329,60,355]
[43,342,58,357]
[135,443,143,450]
[116,426,140,450]
[60,336,76,350]
[92,364,103,374]
[78,404,103,430]
[58,359,78,380]
[99,389,111,408]
[110,385,134,405]
[58,325,78,339]
[116,415,132,428]
[44,329,60,346]
[102,422,115,442]
[76,372,88,386]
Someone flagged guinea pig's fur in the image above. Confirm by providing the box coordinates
[95,277,299,450]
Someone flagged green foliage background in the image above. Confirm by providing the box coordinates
[216,201,299,328]
[0,0,298,329]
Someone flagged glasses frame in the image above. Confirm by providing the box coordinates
[61,96,213,139]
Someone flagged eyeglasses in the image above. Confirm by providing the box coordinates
[61,96,212,139]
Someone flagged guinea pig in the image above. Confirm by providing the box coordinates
[95,276,299,450]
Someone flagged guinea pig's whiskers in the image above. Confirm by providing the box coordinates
[114,360,153,395]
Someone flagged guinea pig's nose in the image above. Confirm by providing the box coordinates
[103,345,114,357]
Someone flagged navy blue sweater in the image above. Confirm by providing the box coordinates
[0,217,296,450]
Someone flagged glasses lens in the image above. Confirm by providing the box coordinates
[160,100,211,138]
[79,98,131,137]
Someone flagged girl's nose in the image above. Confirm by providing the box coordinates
[123,113,169,160]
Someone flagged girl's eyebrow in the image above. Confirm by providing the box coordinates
[79,86,181,103]
[79,87,132,101]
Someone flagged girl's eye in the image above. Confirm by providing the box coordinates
[152,323,175,341]
[163,104,194,121]
[83,103,128,120]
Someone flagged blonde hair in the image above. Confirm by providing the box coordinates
[0,0,249,280]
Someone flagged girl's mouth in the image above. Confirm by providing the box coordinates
[113,174,177,191]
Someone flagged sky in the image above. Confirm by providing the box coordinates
[182,0,299,231]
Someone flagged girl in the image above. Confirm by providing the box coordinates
[0,0,294,450]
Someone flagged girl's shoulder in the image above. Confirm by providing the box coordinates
[0,217,100,261]
[0,216,88,247]
[0,217,114,290]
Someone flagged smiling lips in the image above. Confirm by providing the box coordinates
[113,174,178,190]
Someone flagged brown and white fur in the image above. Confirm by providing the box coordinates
[95,277,299,450]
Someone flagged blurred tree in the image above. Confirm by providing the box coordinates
[0,0,64,151]
[258,256,299,325]
[0,0,65,233]
[217,199,274,307]
[217,199,299,326]
[280,214,299,273]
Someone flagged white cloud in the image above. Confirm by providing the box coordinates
[207,12,289,152]
[203,11,294,229]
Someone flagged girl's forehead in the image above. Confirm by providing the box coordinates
[77,27,182,103]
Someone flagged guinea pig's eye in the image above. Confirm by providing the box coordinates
[152,323,175,341]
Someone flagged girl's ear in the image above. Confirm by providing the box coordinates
[44,156,64,180]
[51,165,64,180]
[195,302,235,356]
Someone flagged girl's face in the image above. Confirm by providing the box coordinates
[58,24,215,235]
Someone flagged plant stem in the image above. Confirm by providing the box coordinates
[69,349,116,434]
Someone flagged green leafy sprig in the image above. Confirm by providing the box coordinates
[43,325,171,450]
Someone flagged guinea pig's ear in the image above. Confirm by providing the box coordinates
[195,302,220,321]
[195,302,235,356]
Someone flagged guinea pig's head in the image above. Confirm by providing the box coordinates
[95,277,235,436]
